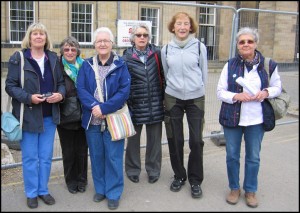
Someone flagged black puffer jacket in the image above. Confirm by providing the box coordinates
[123,44,165,125]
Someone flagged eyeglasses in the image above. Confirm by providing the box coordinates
[238,40,255,45]
[135,34,149,38]
[63,48,77,53]
[95,40,112,45]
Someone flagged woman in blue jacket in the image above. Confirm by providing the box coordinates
[5,22,65,209]
[77,27,131,210]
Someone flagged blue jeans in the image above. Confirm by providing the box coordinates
[20,116,56,198]
[85,125,124,200]
[224,124,264,193]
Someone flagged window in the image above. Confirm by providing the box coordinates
[9,1,34,43]
[140,7,159,45]
[199,3,216,60]
[71,3,92,44]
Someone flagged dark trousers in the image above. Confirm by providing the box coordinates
[125,122,162,177]
[164,93,205,186]
[57,126,88,188]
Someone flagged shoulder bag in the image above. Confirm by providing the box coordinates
[264,58,291,120]
[89,56,136,141]
[1,51,24,141]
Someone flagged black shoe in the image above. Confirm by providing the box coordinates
[108,199,119,210]
[77,185,86,193]
[38,194,55,205]
[170,177,185,192]
[67,185,78,194]
[191,185,202,198]
[93,193,105,202]
[27,197,38,209]
[127,175,139,183]
[148,176,159,184]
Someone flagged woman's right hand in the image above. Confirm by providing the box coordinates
[31,94,46,104]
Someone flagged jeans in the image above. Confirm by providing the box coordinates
[20,116,56,198]
[85,125,124,200]
[164,93,205,186]
[223,124,264,193]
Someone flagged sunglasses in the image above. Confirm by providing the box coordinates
[63,48,77,53]
[238,40,255,45]
[135,34,149,38]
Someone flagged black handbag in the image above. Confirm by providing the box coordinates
[60,96,82,124]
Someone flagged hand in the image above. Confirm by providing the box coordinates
[45,92,63,103]
[253,90,269,102]
[32,94,46,104]
[233,92,253,102]
[92,105,104,118]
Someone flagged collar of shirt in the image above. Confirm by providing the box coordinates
[97,53,114,66]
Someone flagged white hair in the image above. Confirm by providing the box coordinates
[93,27,114,44]
[236,27,259,44]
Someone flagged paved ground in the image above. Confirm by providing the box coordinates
[1,117,299,212]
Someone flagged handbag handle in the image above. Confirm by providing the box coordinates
[6,51,25,129]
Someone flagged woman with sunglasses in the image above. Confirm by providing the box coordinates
[57,36,88,195]
[217,27,282,208]
[123,23,165,184]
[161,12,208,199]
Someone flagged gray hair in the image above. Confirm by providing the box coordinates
[59,36,81,56]
[236,27,259,44]
[129,23,152,45]
[93,27,114,44]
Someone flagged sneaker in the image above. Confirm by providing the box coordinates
[170,177,185,192]
[245,192,258,208]
[108,199,119,210]
[226,189,241,205]
[191,185,202,198]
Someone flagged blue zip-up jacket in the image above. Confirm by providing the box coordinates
[5,49,66,133]
[219,50,276,128]
[77,52,131,130]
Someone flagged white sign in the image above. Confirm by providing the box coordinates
[117,20,152,47]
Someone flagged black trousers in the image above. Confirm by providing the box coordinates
[164,93,205,186]
[57,126,88,188]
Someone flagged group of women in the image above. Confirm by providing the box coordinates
[5,11,282,210]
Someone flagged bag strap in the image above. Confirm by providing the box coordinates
[6,51,25,128]
[154,53,163,89]
[90,56,104,103]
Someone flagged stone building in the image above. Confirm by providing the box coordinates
[1,1,298,68]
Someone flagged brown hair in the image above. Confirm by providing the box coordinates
[167,12,198,34]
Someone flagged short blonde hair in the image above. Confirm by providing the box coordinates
[21,22,53,50]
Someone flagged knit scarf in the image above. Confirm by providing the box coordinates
[239,51,259,72]
[172,34,194,48]
[62,56,84,86]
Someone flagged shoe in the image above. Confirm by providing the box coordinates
[226,189,240,205]
[170,177,185,192]
[148,176,159,184]
[67,185,78,194]
[38,194,55,205]
[191,185,202,198]
[245,192,258,208]
[77,185,86,193]
[127,175,139,183]
[93,193,105,202]
[108,199,119,210]
[27,197,38,209]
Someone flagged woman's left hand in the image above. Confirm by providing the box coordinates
[253,90,269,102]
[45,92,63,103]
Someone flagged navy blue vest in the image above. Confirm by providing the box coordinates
[219,51,277,128]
